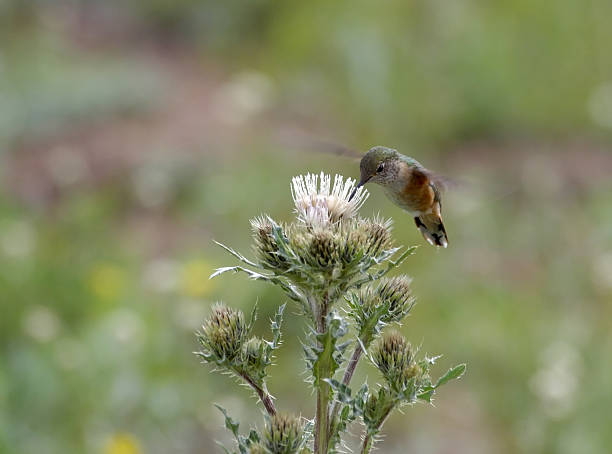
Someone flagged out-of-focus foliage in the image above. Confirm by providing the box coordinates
[1,1,612,454]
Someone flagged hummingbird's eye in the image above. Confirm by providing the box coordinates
[377,163,384,173]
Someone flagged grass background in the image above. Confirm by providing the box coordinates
[1,1,612,453]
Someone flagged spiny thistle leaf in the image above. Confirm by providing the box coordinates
[215,405,262,454]
[216,404,240,438]
[268,303,286,350]
[214,240,262,269]
[307,313,348,386]
[417,363,466,403]
[325,381,369,453]
[435,363,467,388]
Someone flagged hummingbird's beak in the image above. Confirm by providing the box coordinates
[349,177,369,201]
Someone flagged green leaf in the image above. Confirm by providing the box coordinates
[213,240,261,268]
[417,388,435,403]
[215,404,240,439]
[248,302,258,333]
[323,378,352,403]
[269,303,286,349]
[209,265,308,314]
[352,246,417,288]
[309,312,348,386]
[214,440,235,454]
[246,430,260,445]
[435,364,466,388]
[214,405,263,454]
[210,265,271,281]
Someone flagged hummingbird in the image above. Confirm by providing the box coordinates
[351,146,449,248]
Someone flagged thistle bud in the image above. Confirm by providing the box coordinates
[198,304,248,362]
[359,218,393,257]
[264,413,304,454]
[345,227,369,262]
[401,362,423,383]
[372,331,413,386]
[377,276,414,323]
[249,442,268,454]
[307,229,340,268]
[251,216,288,271]
[363,387,394,430]
[242,336,265,369]
[363,390,381,422]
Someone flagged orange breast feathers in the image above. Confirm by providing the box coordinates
[401,168,435,213]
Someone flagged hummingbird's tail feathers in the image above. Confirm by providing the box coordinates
[414,215,448,248]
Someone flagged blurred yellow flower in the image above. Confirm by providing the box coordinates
[180,259,214,298]
[88,264,127,302]
[104,433,142,454]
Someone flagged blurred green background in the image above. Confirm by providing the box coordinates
[1,1,612,453]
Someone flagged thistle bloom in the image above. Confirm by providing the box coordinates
[291,173,368,226]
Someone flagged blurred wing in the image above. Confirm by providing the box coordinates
[275,131,363,160]
[422,169,461,193]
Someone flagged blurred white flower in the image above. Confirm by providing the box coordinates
[110,372,144,415]
[107,309,145,346]
[529,340,581,419]
[291,172,368,226]
[213,70,274,125]
[174,299,208,331]
[148,384,181,420]
[22,305,61,343]
[54,338,86,370]
[142,258,179,293]
[1,220,36,259]
[132,165,174,208]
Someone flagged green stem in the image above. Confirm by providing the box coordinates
[361,434,375,454]
[328,326,375,446]
[315,383,330,453]
[314,293,330,454]
[327,342,364,439]
[360,405,394,454]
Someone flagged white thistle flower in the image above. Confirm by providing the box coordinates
[291,172,368,226]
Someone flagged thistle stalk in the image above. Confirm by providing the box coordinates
[239,371,277,416]
[361,405,393,454]
[314,292,331,454]
[328,341,364,436]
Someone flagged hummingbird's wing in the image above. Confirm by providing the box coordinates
[421,169,461,193]
[275,131,362,160]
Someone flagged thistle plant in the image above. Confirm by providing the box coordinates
[198,172,465,454]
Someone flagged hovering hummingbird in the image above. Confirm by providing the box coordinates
[351,146,448,248]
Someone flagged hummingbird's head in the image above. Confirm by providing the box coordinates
[357,146,400,187]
